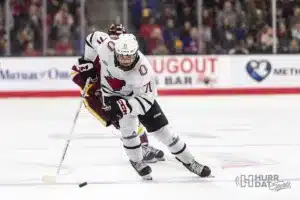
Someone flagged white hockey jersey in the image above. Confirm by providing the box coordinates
[71,31,110,88]
[84,31,110,61]
[95,38,158,116]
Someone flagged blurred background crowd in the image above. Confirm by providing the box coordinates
[0,0,87,56]
[1,0,300,56]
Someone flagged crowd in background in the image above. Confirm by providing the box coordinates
[2,0,300,56]
[131,0,300,55]
[0,0,87,56]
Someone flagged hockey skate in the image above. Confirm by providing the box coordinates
[142,145,165,163]
[176,158,211,177]
[142,145,157,163]
[129,160,152,180]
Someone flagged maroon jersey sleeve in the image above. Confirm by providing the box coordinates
[71,56,101,89]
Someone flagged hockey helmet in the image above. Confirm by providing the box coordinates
[108,24,127,39]
[114,33,139,71]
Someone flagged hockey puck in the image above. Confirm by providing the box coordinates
[79,182,88,188]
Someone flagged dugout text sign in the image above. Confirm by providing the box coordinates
[147,55,231,89]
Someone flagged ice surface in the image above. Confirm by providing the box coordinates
[0,95,299,200]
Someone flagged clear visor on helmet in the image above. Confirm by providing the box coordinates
[116,53,137,68]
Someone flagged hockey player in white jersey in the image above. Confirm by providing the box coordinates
[71,24,164,163]
[96,33,211,180]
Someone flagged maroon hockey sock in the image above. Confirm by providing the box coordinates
[139,131,149,145]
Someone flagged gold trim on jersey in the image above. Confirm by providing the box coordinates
[83,98,107,126]
[70,70,78,79]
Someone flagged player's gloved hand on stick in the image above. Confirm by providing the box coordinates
[103,96,132,122]
[106,120,120,129]
[77,57,97,80]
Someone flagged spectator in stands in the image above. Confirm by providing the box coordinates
[216,1,237,28]
[245,34,260,54]
[163,19,179,53]
[52,3,74,42]
[27,2,42,52]
[290,7,300,28]
[259,25,274,53]
[22,41,40,56]
[140,17,157,42]
[218,17,236,52]
[16,25,36,54]
[229,40,249,54]
[139,17,163,54]
[147,26,165,54]
[234,22,247,42]
[158,5,176,26]
[289,39,300,53]
[55,36,73,56]
[279,0,296,20]
[277,21,290,53]
[291,23,300,42]
[182,27,200,54]
[152,39,169,55]
[178,5,197,27]
[201,8,213,54]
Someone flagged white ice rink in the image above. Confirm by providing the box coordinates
[0,95,299,200]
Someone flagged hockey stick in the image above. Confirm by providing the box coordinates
[42,78,92,184]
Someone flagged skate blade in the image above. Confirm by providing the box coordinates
[156,157,165,161]
[199,174,214,178]
[142,174,153,180]
[143,158,157,163]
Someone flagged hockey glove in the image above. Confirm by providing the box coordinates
[106,120,120,129]
[72,57,98,93]
[77,56,98,81]
[103,96,132,122]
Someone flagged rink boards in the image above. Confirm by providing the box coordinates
[0,55,300,97]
